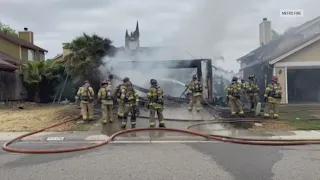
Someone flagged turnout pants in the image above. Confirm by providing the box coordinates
[228,96,244,116]
[117,99,125,119]
[101,103,113,123]
[121,104,137,128]
[246,94,260,110]
[188,95,202,111]
[264,98,280,118]
[149,106,165,127]
[81,101,94,120]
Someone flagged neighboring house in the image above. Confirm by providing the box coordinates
[237,16,320,104]
[0,27,48,101]
[52,43,71,61]
[51,54,63,61]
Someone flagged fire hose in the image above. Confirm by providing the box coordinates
[3,76,320,153]
[3,115,320,154]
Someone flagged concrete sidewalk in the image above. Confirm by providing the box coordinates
[0,131,108,141]
[1,130,320,142]
[267,130,320,140]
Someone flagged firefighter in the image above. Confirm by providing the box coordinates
[115,77,130,122]
[226,76,244,116]
[264,76,282,119]
[243,74,260,112]
[241,79,245,88]
[98,80,114,124]
[121,81,139,129]
[185,75,203,112]
[147,79,166,128]
[76,80,95,121]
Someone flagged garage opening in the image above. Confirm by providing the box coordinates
[287,68,320,103]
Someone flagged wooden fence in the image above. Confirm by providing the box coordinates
[0,70,24,102]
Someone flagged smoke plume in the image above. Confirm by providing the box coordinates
[99,0,262,97]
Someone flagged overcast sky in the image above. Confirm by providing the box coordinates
[0,0,319,71]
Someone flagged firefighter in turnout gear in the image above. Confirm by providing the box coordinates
[115,77,130,122]
[243,74,260,112]
[185,75,203,112]
[77,80,95,121]
[120,81,139,129]
[226,76,244,116]
[98,80,114,124]
[264,76,282,119]
[147,79,166,128]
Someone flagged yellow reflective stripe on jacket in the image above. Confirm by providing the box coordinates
[134,92,139,102]
[98,85,114,99]
[188,81,195,90]
[77,87,94,97]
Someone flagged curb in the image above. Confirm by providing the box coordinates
[0,132,108,142]
[2,130,320,142]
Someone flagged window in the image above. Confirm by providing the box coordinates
[28,49,34,61]
[39,53,44,60]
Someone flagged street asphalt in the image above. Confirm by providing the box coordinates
[0,141,320,180]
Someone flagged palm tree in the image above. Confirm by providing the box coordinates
[22,60,61,103]
[63,33,115,78]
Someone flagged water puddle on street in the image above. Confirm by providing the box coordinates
[188,122,273,138]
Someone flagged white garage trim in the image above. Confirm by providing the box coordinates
[284,66,288,104]
[269,35,320,65]
[274,61,320,68]
[272,67,276,76]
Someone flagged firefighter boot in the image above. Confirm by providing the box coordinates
[101,114,107,124]
[159,121,166,128]
[120,116,127,129]
[130,116,136,128]
[130,118,137,137]
[121,123,127,129]
[131,123,136,128]
[109,115,113,124]
[239,111,245,117]
[117,115,122,122]
[149,122,156,128]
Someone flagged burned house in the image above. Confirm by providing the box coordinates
[108,21,214,100]
[212,67,233,97]
[55,21,215,100]
[237,17,320,104]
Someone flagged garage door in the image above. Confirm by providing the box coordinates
[287,68,320,103]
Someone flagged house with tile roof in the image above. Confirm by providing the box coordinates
[0,27,48,101]
[237,16,320,104]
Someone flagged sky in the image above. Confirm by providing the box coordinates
[0,0,319,71]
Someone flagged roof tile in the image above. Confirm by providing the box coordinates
[238,16,320,62]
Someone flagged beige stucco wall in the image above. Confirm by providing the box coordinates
[281,39,320,62]
[0,37,20,60]
[273,39,320,104]
[274,67,286,104]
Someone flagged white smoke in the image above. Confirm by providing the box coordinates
[99,48,196,97]
[99,0,264,97]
